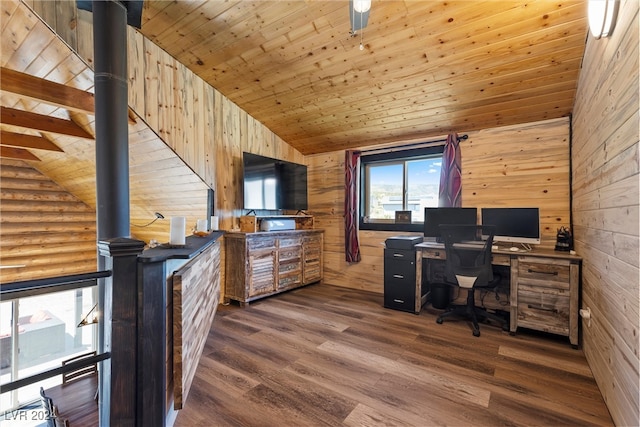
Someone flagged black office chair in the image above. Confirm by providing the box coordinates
[435,224,508,337]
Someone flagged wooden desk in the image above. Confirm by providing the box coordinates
[416,242,582,347]
[45,374,98,426]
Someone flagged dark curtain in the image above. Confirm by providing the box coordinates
[344,150,362,263]
[438,132,462,207]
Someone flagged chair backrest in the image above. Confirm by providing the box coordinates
[439,224,495,288]
[62,350,98,384]
[39,387,56,427]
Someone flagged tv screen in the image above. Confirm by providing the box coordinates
[243,152,308,211]
[424,207,478,239]
[481,207,540,245]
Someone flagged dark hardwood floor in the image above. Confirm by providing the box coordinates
[175,284,613,427]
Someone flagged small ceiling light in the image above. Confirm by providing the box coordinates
[353,0,371,13]
[588,0,619,39]
[350,0,371,50]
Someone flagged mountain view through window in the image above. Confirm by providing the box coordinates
[367,157,441,222]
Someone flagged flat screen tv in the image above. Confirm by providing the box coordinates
[242,152,308,211]
[424,207,478,240]
[481,207,540,245]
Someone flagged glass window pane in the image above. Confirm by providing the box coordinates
[407,157,442,222]
[0,288,97,412]
[367,163,403,220]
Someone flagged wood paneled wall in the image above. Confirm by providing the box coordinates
[307,117,571,293]
[0,159,97,283]
[125,28,305,231]
[571,1,639,425]
[26,0,305,229]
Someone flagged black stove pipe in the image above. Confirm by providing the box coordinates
[93,0,130,240]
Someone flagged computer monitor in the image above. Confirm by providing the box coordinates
[424,207,478,240]
[481,207,541,245]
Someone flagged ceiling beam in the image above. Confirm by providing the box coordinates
[0,67,95,115]
[0,130,63,152]
[1,107,94,140]
[0,67,136,124]
[0,146,41,161]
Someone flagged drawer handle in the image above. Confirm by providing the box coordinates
[393,253,405,258]
[527,303,558,313]
[527,269,558,276]
[393,299,405,303]
[393,274,404,279]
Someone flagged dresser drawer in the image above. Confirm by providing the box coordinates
[518,258,571,290]
[280,237,302,248]
[279,260,302,275]
[279,246,302,262]
[247,236,277,250]
[278,271,302,289]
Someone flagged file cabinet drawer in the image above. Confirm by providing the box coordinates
[384,260,416,284]
[384,249,416,261]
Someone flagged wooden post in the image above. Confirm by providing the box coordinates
[136,258,168,426]
[98,238,145,427]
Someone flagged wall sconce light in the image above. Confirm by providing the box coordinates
[78,303,98,327]
[588,0,619,39]
[350,0,371,50]
[131,212,165,228]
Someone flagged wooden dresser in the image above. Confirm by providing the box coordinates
[224,229,323,305]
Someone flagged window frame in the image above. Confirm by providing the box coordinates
[359,145,444,232]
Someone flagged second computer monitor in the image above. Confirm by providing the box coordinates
[424,207,478,239]
[481,207,540,245]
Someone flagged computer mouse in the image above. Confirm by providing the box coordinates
[509,247,519,252]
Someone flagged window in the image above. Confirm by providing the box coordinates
[360,145,444,231]
[0,287,98,412]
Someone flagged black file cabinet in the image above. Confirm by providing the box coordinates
[384,248,418,313]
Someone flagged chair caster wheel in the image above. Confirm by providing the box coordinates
[436,318,443,324]
[473,330,480,337]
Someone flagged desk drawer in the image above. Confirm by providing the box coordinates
[518,259,570,290]
[517,288,570,335]
[422,249,445,260]
[491,254,511,266]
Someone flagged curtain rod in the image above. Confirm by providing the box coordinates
[360,134,468,155]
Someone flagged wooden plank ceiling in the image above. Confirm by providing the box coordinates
[140,1,588,155]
